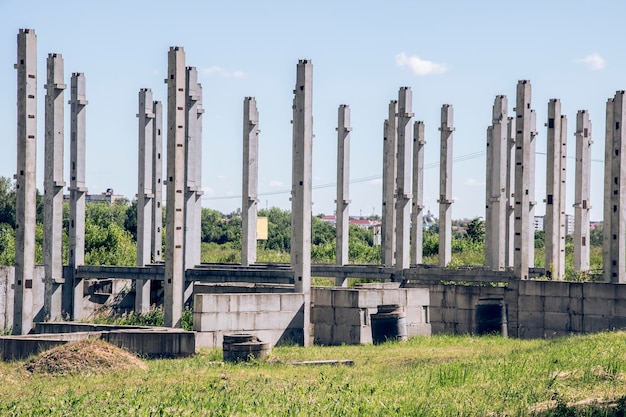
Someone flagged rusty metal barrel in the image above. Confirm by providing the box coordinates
[223,334,271,362]
[370,304,407,344]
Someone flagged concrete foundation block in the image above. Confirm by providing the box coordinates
[519,326,545,339]
[609,316,626,330]
[256,294,282,312]
[405,307,422,325]
[332,324,352,344]
[441,307,457,323]
[357,290,383,308]
[583,315,611,332]
[453,293,475,310]
[405,288,429,306]
[332,289,358,308]
[280,294,304,312]
[233,312,256,331]
[569,314,584,333]
[314,323,333,345]
[520,295,543,311]
[569,283,583,299]
[519,281,544,297]
[583,298,613,316]
[544,312,570,330]
[568,297,583,315]
[334,307,364,326]
[518,311,544,328]
[542,282,570,297]
[357,325,372,345]
[194,331,215,348]
[312,287,332,306]
[381,290,400,306]
[584,283,615,300]
[543,296,570,313]
[614,285,626,300]
[407,323,431,337]
[311,306,334,324]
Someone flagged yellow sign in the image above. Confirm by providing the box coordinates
[257,217,268,240]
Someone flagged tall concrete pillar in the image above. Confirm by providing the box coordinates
[291,59,313,346]
[438,105,454,267]
[411,121,425,265]
[505,117,516,268]
[514,80,537,280]
[484,95,508,270]
[135,88,155,313]
[242,97,259,266]
[164,46,186,327]
[335,104,351,275]
[603,92,626,283]
[68,72,88,320]
[382,101,398,267]
[544,99,567,279]
[395,88,413,271]
[13,29,37,334]
[184,67,202,270]
[152,100,163,263]
[573,110,592,273]
[43,53,66,322]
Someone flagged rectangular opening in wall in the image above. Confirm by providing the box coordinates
[547,195,553,204]
[582,236,586,246]
[548,118,555,128]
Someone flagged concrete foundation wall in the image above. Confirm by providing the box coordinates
[410,280,626,339]
[311,287,431,345]
[193,292,305,348]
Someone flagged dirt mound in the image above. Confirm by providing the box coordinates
[24,339,147,376]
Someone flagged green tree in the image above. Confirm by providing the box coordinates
[466,217,485,242]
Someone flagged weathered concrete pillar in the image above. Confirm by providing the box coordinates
[13,29,37,334]
[152,100,163,263]
[135,88,155,313]
[242,97,259,267]
[382,101,398,266]
[184,67,202,270]
[438,105,454,267]
[164,46,186,327]
[484,95,508,270]
[335,104,351,277]
[514,80,537,280]
[603,92,626,283]
[544,99,567,279]
[43,52,66,322]
[291,59,313,346]
[505,117,516,268]
[573,110,592,273]
[68,72,88,320]
[395,88,413,271]
[411,121,425,265]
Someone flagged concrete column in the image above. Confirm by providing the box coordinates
[544,99,567,279]
[505,117,516,268]
[335,104,351,275]
[13,29,37,334]
[411,121,425,265]
[242,97,259,267]
[603,92,626,283]
[68,72,88,320]
[573,110,592,273]
[164,46,186,327]
[395,88,413,271]
[484,95,508,270]
[291,59,313,346]
[135,88,155,313]
[184,67,202,270]
[43,52,66,322]
[514,80,537,280]
[152,100,163,263]
[382,101,398,266]
[438,105,454,267]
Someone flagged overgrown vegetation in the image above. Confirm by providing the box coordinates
[2,333,626,415]
[0,176,604,280]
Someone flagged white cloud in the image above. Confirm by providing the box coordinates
[575,53,606,71]
[268,180,284,187]
[464,178,484,187]
[395,52,448,76]
[202,186,214,195]
[202,66,246,78]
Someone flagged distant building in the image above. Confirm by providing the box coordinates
[319,215,381,229]
[64,188,125,205]
[533,216,545,232]
[534,214,576,235]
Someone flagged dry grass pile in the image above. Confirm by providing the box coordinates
[24,339,147,376]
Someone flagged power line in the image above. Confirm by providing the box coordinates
[203,149,603,201]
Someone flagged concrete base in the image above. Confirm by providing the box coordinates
[311,286,431,345]
[193,292,305,348]
[0,323,195,361]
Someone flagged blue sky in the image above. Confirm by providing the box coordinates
[0,0,617,220]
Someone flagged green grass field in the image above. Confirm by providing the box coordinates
[2,332,626,416]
